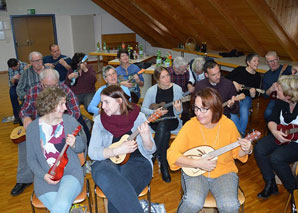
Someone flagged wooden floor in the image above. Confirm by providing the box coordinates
[0,71,291,213]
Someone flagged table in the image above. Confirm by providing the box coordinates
[108,55,154,66]
[89,50,118,72]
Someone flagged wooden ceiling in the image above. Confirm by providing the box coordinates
[93,0,298,61]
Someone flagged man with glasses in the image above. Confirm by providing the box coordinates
[16,51,46,101]
[263,51,298,121]
[194,61,239,122]
[11,68,83,196]
[168,56,195,124]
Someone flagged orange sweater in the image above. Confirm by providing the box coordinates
[167,115,248,178]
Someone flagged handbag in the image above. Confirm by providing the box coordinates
[140,199,166,213]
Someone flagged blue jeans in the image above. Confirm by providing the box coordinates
[92,157,152,213]
[9,85,20,119]
[178,172,239,213]
[230,96,252,135]
[264,99,276,122]
[254,134,298,193]
[38,175,81,213]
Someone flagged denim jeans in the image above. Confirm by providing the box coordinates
[254,134,298,193]
[230,96,252,135]
[178,172,239,213]
[9,85,20,119]
[91,156,152,213]
[264,99,276,122]
[38,175,81,213]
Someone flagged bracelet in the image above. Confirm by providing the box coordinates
[246,149,253,155]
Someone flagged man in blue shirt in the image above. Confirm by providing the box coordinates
[7,58,30,124]
[262,51,297,121]
[43,44,71,82]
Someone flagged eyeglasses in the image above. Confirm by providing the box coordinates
[42,82,59,88]
[266,59,278,64]
[31,59,42,63]
[106,72,117,78]
[194,106,209,113]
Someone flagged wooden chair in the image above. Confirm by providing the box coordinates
[201,187,245,213]
[30,153,92,213]
[94,184,151,213]
[283,162,298,213]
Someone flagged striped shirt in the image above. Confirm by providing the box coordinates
[8,61,27,87]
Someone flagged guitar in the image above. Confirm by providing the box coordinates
[127,69,145,83]
[70,55,88,86]
[222,93,245,107]
[48,125,81,181]
[241,86,265,94]
[149,95,191,110]
[109,110,162,165]
[10,126,26,144]
[52,56,70,66]
[275,124,298,145]
[182,130,261,177]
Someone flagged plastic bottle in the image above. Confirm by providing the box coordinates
[164,54,170,67]
[139,45,143,59]
[156,50,162,65]
[103,41,107,51]
[122,42,125,49]
[201,42,207,53]
[96,41,100,52]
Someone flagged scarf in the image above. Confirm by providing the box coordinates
[101,103,140,137]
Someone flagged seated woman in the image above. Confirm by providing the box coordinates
[116,48,144,103]
[87,65,131,116]
[167,87,252,213]
[65,53,96,114]
[189,56,206,83]
[254,75,298,201]
[141,66,183,183]
[226,53,261,136]
[26,87,85,212]
[88,85,156,213]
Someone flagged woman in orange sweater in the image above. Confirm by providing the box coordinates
[167,88,253,213]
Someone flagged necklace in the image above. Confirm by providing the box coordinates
[199,124,221,148]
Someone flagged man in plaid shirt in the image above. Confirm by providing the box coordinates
[7,58,30,124]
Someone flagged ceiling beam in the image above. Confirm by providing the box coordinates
[149,0,215,50]
[246,0,298,61]
[104,0,175,48]
[208,0,266,55]
[130,0,186,43]
[92,0,160,47]
[176,0,234,51]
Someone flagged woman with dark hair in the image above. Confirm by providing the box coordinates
[26,87,85,212]
[226,53,262,136]
[65,52,96,113]
[167,87,252,213]
[255,75,298,205]
[88,85,156,213]
[142,66,183,183]
[116,48,144,103]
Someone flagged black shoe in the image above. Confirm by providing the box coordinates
[11,183,32,196]
[257,179,278,199]
[160,162,171,183]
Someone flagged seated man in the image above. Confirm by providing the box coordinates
[263,51,297,122]
[43,44,71,82]
[65,53,96,114]
[195,61,239,121]
[7,58,30,124]
[167,56,195,124]
[189,56,206,83]
[116,48,144,103]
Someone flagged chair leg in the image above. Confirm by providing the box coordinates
[147,185,151,213]
[240,203,244,213]
[86,179,92,213]
[31,191,36,213]
[283,193,292,213]
[104,198,108,213]
[94,186,98,213]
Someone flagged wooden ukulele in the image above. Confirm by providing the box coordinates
[241,86,265,94]
[127,69,145,83]
[48,125,82,181]
[10,126,26,144]
[52,56,70,66]
[182,130,261,177]
[275,124,298,145]
[149,95,191,110]
[222,93,245,107]
[109,110,162,165]
[70,55,88,86]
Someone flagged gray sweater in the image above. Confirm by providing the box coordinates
[26,114,86,197]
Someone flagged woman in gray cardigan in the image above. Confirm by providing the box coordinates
[26,87,85,213]
[141,66,183,183]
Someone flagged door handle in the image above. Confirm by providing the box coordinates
[27,40,30,46]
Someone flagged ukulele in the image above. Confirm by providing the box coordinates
[10,126,26,144]
[48,125,82,181]
[241,86,265,94]
[222,93,245,107]
[182,130,261,177]
[52,56,70,66]
[70,55,88,86]
[275,124,298,145]
[127,69,145,83]
[109,110,162,165]
[149,94,191,110]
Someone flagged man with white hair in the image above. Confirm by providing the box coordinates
[263,51,298,121]
[167,56,195,123]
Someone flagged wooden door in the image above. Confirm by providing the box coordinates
[11,15,56,63]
